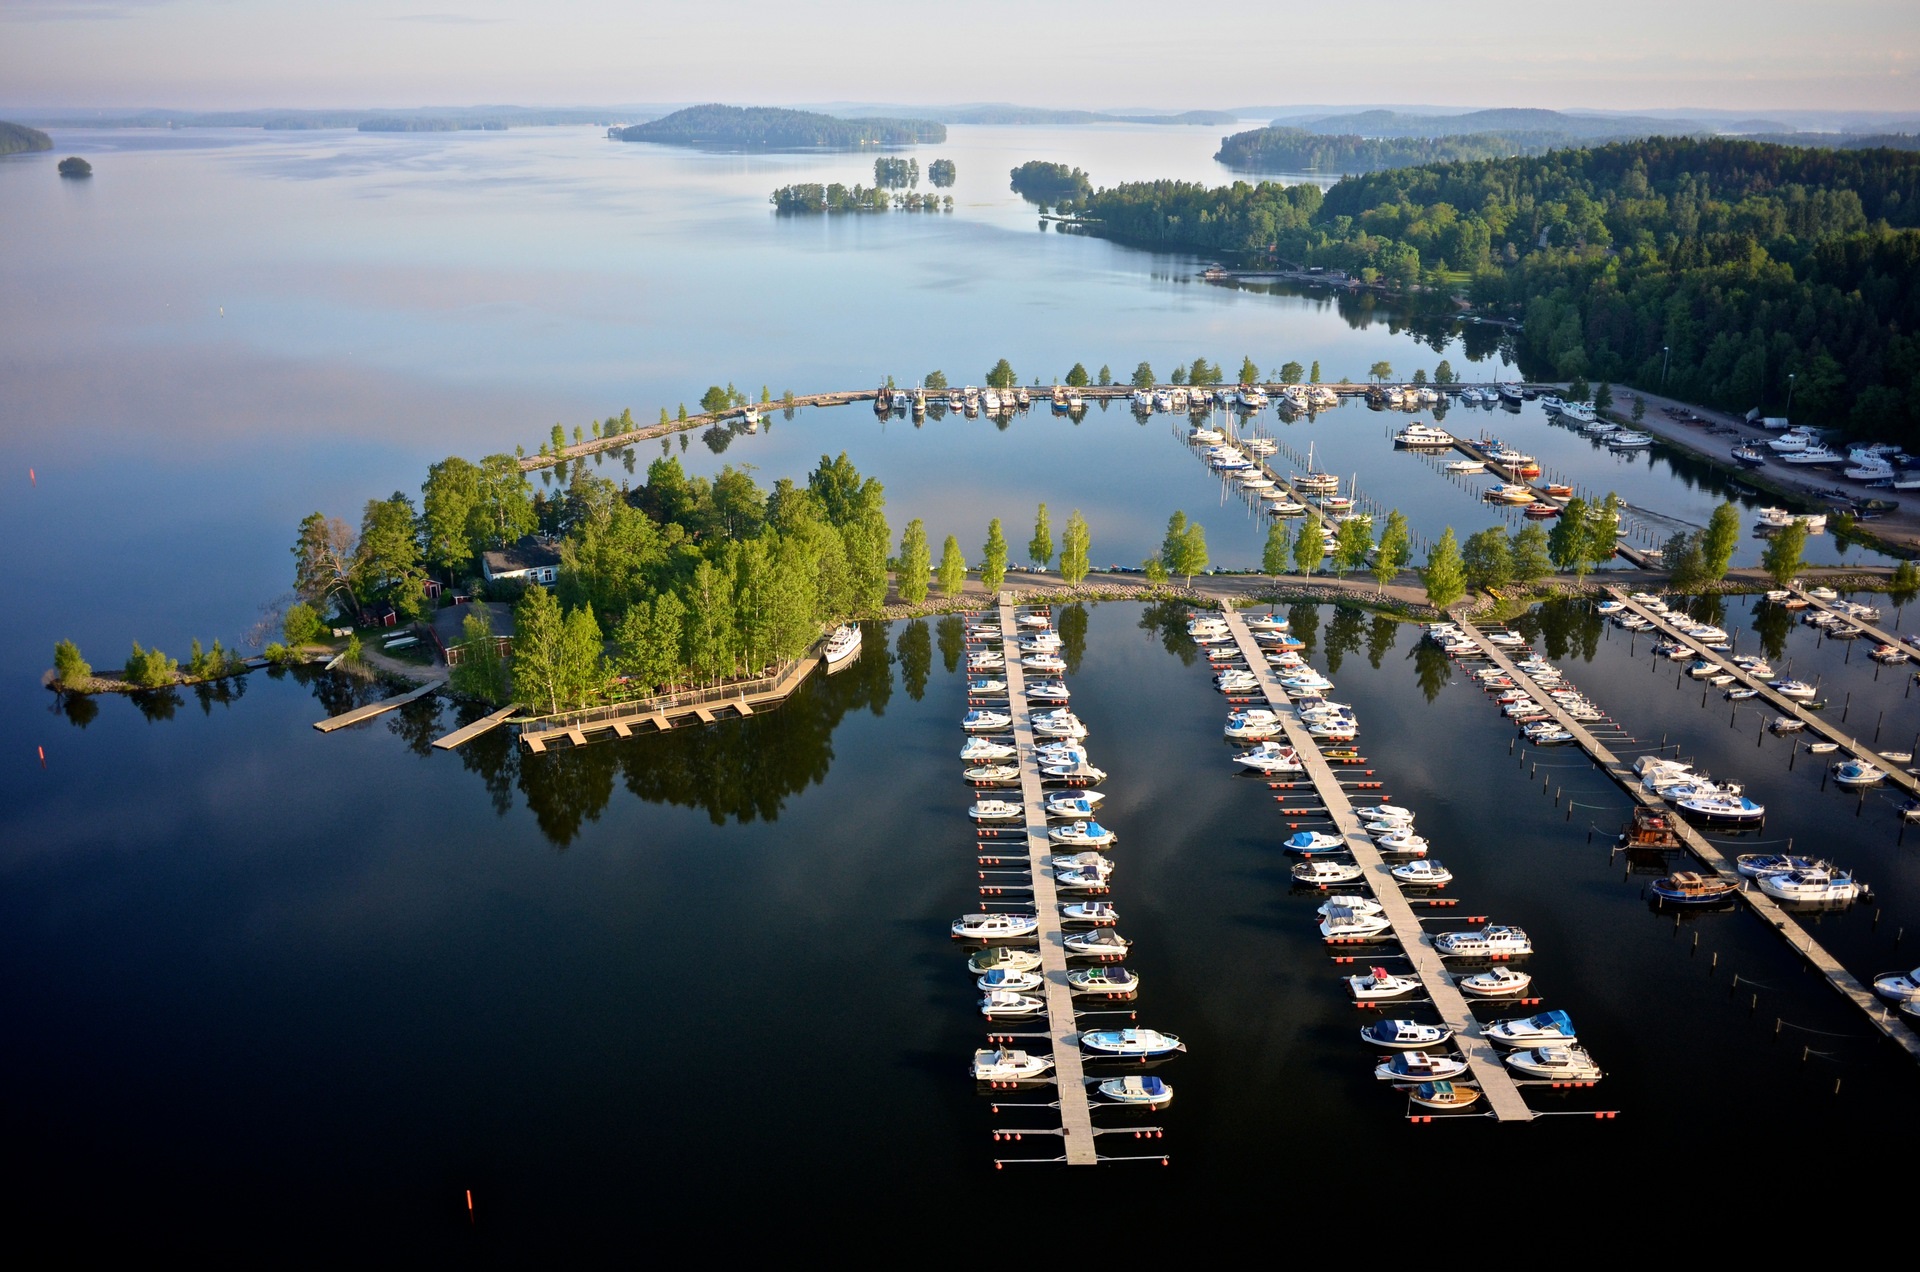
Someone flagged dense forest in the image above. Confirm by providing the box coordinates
[614,104,944,149]
[1217,127,1545,174]
[0,121,52,155]
[1069,137,1920,441]
[1280,107,1703,141]
[1009,160,1093,207]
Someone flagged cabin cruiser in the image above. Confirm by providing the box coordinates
[1372,829,1430,856]
[1347,966,1420,1001]
[1284,830,1346,856]
[960,737,1017,761]
[1233,741,1303,774]
[1361,1019,1454,1050]
[1409,1081,1481,1112]
[1736,853,1825,879]
[1782,444,1844,466]
[977,967,1044,993]
[1674,792,1766,824]
[1832,759,1886,788]
[1294,859,1365,886]
[963,764,1018,783]
[1769,678,1817,698]
[1607,430,1653,448]
[1871,967,1920,1003]
[1049,849,1114,880]
[1041,760,1107,783]
[1376,1051,1470,1082]
[1027,680,1071,703]
[972,1048,1053,1082]
[1504,1046,1601,1081]
[1484,1010,1577,1048]
[822,623,862,667]
[1044,792,1105,820]
[1768,716,1807,734]
[1757,868,1861,903]
[1394,422,1455,448]
[1049,820,1116,847]
[1225,707,1285,740]
[1062,927,1131,957]
[1067,965,1139,995]
[980,989,1045,1018]
[1017,612,1053,629]
[1062,899,1117,924]
[967,799,1023,822]
[1320,905,1394,941]
[1097,1075,1173,1107]
[1435,925,1532,957]
[1456,966,1533,997]
[1187,615,1231,641]
[952,912,1039,940]
[1188,424,1223,442]
[1649,871,1739,906]
[1031,709,1087,738]
[962,709,1012,732]
[967,650,1006,671]
[1246,612,1291,633]
[1216,670,1260,694]
[969,946,1042,975]
[1392,859,1452,886]
[1445,459,1487,473]
[1022,653,1068,674]
[1018,631,1064,652]
[1080,1027,1185,1057]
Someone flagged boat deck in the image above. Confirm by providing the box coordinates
[1458,614,1920,1063]
[1220,610,1536,1122]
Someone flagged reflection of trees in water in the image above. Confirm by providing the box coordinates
[1412,641,1453,703]
[1058,603,1089,674]
[387,698,446,757]
[132,688,183,722]
[1288,602,1321,659]
[1519,599,1602,663]
[1324,605,1365,674]
[936,615,965,674]
[59,692,99,729]
[1752,602,1792,662]
[1138,601,1198,664]
[897,620,931,701]
[1366,615,1400,669]
[1682,594,1727,630]
[192,674,248,716]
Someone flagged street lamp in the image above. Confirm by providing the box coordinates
[1787,372,1796,419]
[1661,345,1670,386]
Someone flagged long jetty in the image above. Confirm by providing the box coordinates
[997,598,1100,1165]
[1219,610,1537,1121]
[1454,615,1920,1061]
[313,679,442,732]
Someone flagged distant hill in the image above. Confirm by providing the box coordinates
[0,121,53,155]
[613,104,944,149]
[944,105,1238,126]
[1749,132,1920,151]
[359,118,507,132]
[1285,108,1703,140]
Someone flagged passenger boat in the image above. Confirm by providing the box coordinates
[1067,965,1140,995]
[1504,1046,1601,1081]
[1362,1019,1454,1049]
[968,800,1024,822]
[972,1048,1053,1081]
[1049,820,1116,847]
[960,737,1016,761]
[1409,1080,1481,1112]
[1757,868,1861,903]
[1062,928,1131,956]
[980,989,1046,1018]
[1234,741,1304,774]
[1832,759,1886,788]
[1284,830,1346,855]
[1484,1010,1577,1048]
[1080,1027,1185,1057]
[823,623,863,666]
[1435,925,1533,957]
[1649,871,1739,906]
[977,967,1044,992]
[1457,966,1534,997]
[962,709,1012,732]
[951,912,1039,940]
[1348,966,1421,1000]
[1871,967,1920,1002]
[1044,792,1105,820]
[1376,1051,1470,1082]
[1392,859,1452,886]
[1097,1075,1173,1107]
[1062,899,1117,924]
[1320,905,1394,940]
[969,946,1042,974]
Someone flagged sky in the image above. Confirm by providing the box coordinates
[1,0,1916,115]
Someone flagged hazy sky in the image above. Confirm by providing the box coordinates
[2,0,1915,113]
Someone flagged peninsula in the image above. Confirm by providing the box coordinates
[0,121,53,155]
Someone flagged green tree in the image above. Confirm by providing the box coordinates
[1567,375,1590,403]
[1263,519,1292,578]
[53,640,91,689]
[1029,503,1053,569]
[1131,361,1156,388]
[1097,365,1112,387]
[420,456,482,578]
[659,408,670,427]
[700,385,731,415]
[1892,558,1920,605]
[513,584,568,712]
[1632,395,1646,424]
[1549,496,1593,578]
[450,606,509,704]
[925,369,948,390]
[1309,360,1321,384]
[1422,527,1466,610]
[981,520,1009,593]
[987,359,1016,389]
[124,641,178,689]
[283,602,322,647]
[1278,360,1304,384]
[683,558,737,680]
[1462,527,1512,593]
[1594,382,1614,413]
[292,512,358,610]
[1510,524,1551,588]
[1160,512,1189,581]
[1171,364,1188,386]
[1188,357,1221,386]
[1332,518,1372,579]
[1174,522,1208,585]
[938,535,968,598]
[473,454,536,554]
[1066,363,1090,387]
[1701,502,1740,580]
[1239,356,1260,384]
[1294,516,1325,577]
[1433,359,1455,385]
[354,493,428,619]
[1369,360,1393,384]
[557,604,606,705]
[1761,520,1808,588]
[613,592,684,693]
[1143,553,1169,585]
[898,519,931,604]
[1588,493,1624,573]
[1059,510,1091,584]
[1663,529,1707,590]
[842,503,893,614]
[1373,510,1411,594]
[551,423,566,452]
[1411,368,1427,386]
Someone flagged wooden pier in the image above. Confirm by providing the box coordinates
[313,679,443,732]
[430,704,522,750]
[998,597,1100,1166]
[1219,610,1537,1121]
[517,653,821,752]
[1456,615,1920,1062]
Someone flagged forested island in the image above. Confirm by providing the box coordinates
[1058,137,1920,442]
[0,121,52,155]
[1009,160,1092,208]
[770,183,951,213]
[57,156,92,178]
[1217,127,1541,173]
[614,104,944,149]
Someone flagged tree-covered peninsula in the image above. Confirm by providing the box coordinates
[613,104,944,149]
[0,121,53,155]
[1217,127,1543,174]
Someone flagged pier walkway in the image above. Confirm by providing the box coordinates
[430,704,522,750]
[517,653,820,752]
[1788,583,1916,665]
[313,679,442,732]
[999,598,1099,1165]
[1455,617,1920,1062]
[1220,610,1535,1121]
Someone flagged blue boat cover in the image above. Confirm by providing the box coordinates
[1536,1010,1573,1031]
[1141,1077,1167,1094]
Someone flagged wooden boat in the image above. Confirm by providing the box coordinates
[1408,1080,1481,1111]
[1649,870,1739,906]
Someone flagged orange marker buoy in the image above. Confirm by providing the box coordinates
[38,746,46,768]
[466,1189,474,1223]
[29,468,36,486]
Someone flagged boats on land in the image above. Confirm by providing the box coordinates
[1871,967,1920,1002]
[1757,868,1861,903]
[1080,1027,1185,1057]
[1649,871,1739,906]
[977,967,1044,992]
[1484,1010,1577,1048]
[969,946,1042,974]
[1457,966,1534,997]
[1392,859,1453,886]
[1376,1051,1469,1082]
[952,912,1039,940]
[980,989,1046,1018]
[1361,1019,1454,1049]
[972,1048,1052,1081]
[1294,858,1365,886]
[1067,965,1139,995]
[1409,1080,1481,1111]
[1348,966,1421,1000]
[1097,1075,1173,1107]
[823,623,862,666]
[968,800,1023,822]
[1435,925,1533,957]
[1062,928,1131,956]
[1505,1046,1601,1081]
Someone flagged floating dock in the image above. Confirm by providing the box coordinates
[430,704,522,750]
[313,679,443,732]
[1455,614,1920,1061]
[517,654,820,752]
[1219,610,1537,1121]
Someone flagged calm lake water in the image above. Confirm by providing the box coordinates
[1,124,1913,1250]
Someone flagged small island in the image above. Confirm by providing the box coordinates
[1008,160,1091,207]
[0,121,53,156]
[611,103,944,149]
[57,156,92,178]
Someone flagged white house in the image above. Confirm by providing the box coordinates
[481,537,562,586]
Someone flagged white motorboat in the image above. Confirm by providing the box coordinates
[1607,431,1653,448]
[1097,1075,1173,1107]
[1284,830,1345,854]
[1435,925,1533,957]
[1062,899,1117,923]
[1234,741,1303,774]
[1769,679,1817,699]
[823,623,862,666]
[1225,708,1285,740]
[969,946,1042,974]
[962,709,1012,732]
[1041,761,1107,783]
[1504,1046,1601,1081]
[967,651,1006,671]
[1019,631,1064,652]
[1246,613,1291,632]
[1372,830,1430,856]
[1768,716,1807,734]
[1018,612,1053,629]
[963,764,1018,783]
[980,989,1046,1018]
[952,912,1039,940]
[1067,965,1139,995]
[1831,759,1886,788]
[1871,967,1920,1003]
[1757,868,1860,903]
[1026,681,1071,702]
[967,676,1007,695]
[1392,859,1452,886]
[1044,792,1105,820]
[972,1048,1053,1081]
[1360,1019,1454,1050]
[1080,1028,1185,1057]
[1456,966,1534,997]
[1320,905,1394,941]
[1395,422,1455,448]
[968,800,1023,822]
[1348,966,1421,1000]
[1375,1051,1470,1082]
[1294,859,1365,886]
[1735,853,1825,879]
[977,967,1044,992]
[1062,928,1131,956]
[1484,1010,1577,1048]
[1031,709,1087,738]
[1047,849,1113,877]
[1049,820,1116,847]
[1445,459,1487,473]
[960,737,1016,761]
[1022,653,1068,673]
[1673,792,1766,824]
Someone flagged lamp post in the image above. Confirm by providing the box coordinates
[1787,372,1796,420]
[1661,345,1670,386]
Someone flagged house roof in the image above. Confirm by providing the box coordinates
[432,601,516,647]
[482,537,563,575]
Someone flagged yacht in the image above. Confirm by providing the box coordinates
[1435,925,1533,957]
[951,912,1039,940]
[981,388,1002,414]
[1376,1051,1470,1082]
[977,967,1044,993]
[1391,859,1452,886]
[1067,965,1139,996]
[962,709,1012,732]
[1672,792,1765,826]
[1225,708,1285,741]
[1097,1075,1173,1107]
[1395,422,1455,448]
[823,623,862,666]
[1294,859,1365,886]
[1757,867,1861,903]
[980,989,1045,1018]
[963,763,1019,783]
[1782,444,1844,466]
[1504,1046,1601,1081]
[1607,431,1653,448]
[1320,905,1394,941]
[972,1048,1053,1082]
[1062,928,1131,956]
[1372,829,1430,856]
[1846,453,1896,482]
[1871,967,1920,1003]
[1348,965,1421,1000]
[969,946,1042,974]
[1361,1020,1454,1050]
[1245,612,1291,633]
[1457,966,1534,997]
[1769,678,1818,699]
[1484,1010,1577,1048]
[960,737,1017,761]
[1559,401,1597,425]
[1044,792,1105,820]
[967,800,1024,823]
[1080,1027,1185,1057]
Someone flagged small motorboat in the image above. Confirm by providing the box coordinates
[1376,1050,1470,1082]
[1018,612,1053,629]
[1649,871,1739,906]
[1408,1080,1481,1112]
[963,764,1019,783]
[972,1048,1053,1081]
[1726,687,1759,701]
[1457,966,1534,997]
[1062,899,1117,924]
[1080,1027,1185,1057]
[1067,965,1139,995]
[1484,1009,1577,1048]
[1806,741,1842,755]
[1435,925,1532,958]
[980,989,1046,1018]
[1027,680,1072,703]
[968,946,1042,975]
[1348,966,1421,1000]
[1768,716,1807,734]
[1392,859,1452,886]
[1360,1019,1454,1050]
[967,677,1008,695]
[960,737,1016,761]
[1757,868,1861,903]
[1044,792,1105,820]
[1246,613,1291,633]
[968,800,1024,822]
[1030,709,1087,738]
[977,967,1044,992]
[952,912,1039,940]
[1225,708,1285,741]
[968,652,1006,671]
[1372,830,1430,856]
[1042,761,1108,783]
[1235,742,1304,774]
[1023,653,1068,673]
[1674,792,1766,824]
[1504,1046,1601,1082]
[1097,1075,1173,1107]
[1284,830,1346,855]
[1294,859,1365,886]
[1062,928,1131,957]
[1050,820,1116,847]
[1769,679,1818,699]
[1736,853,1824,878]
[1321,905,1394,941]
[1871,967,1920,1003]
[963,709,1013,732]
[1832,759,1886,788]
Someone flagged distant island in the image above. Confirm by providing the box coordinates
[611,104,944,149]
[57,156,92,178]
[1218,127,1541,174]
[1009,160,1092,207]
[0,121,53,155]
[936,105,1240,126]
[359,118,507,133]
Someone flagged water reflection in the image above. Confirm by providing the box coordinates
[897,620,931,701]
[1323,604,1366,674]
